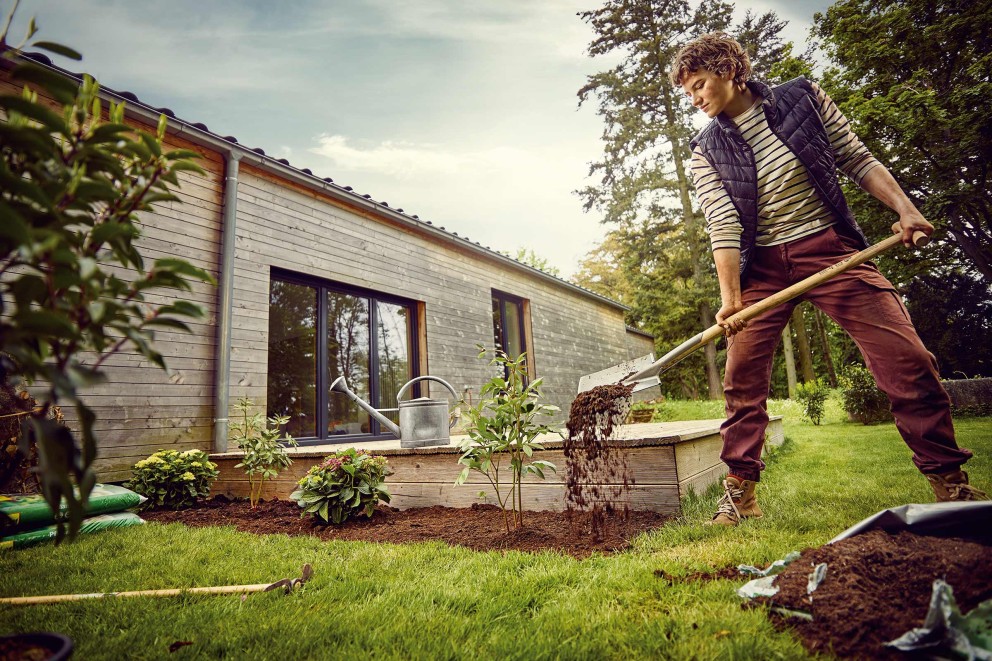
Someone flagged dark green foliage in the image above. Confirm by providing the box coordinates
[290,449,391,524]
[839,365,891,425]
[125,450,219,510]
[795,378,829,426]
[0,25,213,540]
[904,275,992,379]
[813,0,992,286]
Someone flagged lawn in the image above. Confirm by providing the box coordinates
[1,398,989,660]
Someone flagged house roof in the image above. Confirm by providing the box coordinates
[14,52,627,312]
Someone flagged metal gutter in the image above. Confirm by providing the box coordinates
[212,152,240,453]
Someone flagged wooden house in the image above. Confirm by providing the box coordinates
[2,54,664,481]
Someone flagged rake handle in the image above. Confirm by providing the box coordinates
[624,230,929,384]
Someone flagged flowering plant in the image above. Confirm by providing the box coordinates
[290,449,391,524]
[125,449,218,509]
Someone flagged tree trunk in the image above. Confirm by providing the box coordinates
[662,84,722,398]
[700,301,723,398]
[812,309,838,387]
[791,305,815,383]
[781,322,797,398]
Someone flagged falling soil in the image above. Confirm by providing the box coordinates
[753,529,992,659]
[564,383,635,540]
[141,497,671,559]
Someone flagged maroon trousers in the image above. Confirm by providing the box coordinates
[721,225,973,481]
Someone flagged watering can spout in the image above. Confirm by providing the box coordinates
[328,376,401,437]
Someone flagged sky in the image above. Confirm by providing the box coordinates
[9,0,831,278]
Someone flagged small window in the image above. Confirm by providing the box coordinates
[492,289,534,378]
[267,270,420,443]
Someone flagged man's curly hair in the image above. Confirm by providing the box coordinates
[668,32,752,88]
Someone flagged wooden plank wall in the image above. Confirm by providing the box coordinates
[213,444,683,514]
[0,67,224,481]
[229,169,630,428]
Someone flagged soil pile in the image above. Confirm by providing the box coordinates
[142,497,671,559]
[564,383,634,540]
[755,529,992,659]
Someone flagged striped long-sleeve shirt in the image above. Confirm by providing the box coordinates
[690,81,881,251]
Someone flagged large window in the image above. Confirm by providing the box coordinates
[267,271,418,442]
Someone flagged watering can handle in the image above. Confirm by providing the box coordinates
[396,376,461,430]
[396,376,459,403]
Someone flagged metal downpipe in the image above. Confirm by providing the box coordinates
[213,152,240,452]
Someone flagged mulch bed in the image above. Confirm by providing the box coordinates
[753,529,992,659]
[142,499,992,659]
[141,496,672,559]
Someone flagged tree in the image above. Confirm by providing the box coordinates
[577,0,811,398]
[813,0,992,285]
[0,23,212,540]
[511,247,561,277]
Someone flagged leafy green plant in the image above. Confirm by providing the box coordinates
[795,378,829,426]
[839,365,891,425]
[229,397,297,508]
[0,16,213,540]
[125,449,218,510]
[455,347,559,532]
[290,449,390,524]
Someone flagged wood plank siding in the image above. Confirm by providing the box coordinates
[228,167,630,434]
[210,417,786,514]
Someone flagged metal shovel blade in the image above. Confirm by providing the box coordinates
[577,353,660,394]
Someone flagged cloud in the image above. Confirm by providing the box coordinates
[308,134,531,180]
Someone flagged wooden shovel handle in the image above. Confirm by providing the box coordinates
[625,230,928,383]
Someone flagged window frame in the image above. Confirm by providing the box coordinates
[268,267,421,445]
[491,289,535,380]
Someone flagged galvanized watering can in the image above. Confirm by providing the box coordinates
[329,376,459,448]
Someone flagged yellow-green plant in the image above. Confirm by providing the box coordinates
[229,398,297,508]
[795,378,829,426]
[125,450,218,510]
[455,347,559,532]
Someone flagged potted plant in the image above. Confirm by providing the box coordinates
[0,632,73,660]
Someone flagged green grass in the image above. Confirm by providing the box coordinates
[2,400,990,660]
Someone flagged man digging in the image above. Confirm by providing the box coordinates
[668,33,988,526]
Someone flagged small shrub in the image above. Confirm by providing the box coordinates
[290,449,390,524]
[839,365,891,425]
[126,449,218,509]
[456,347,559,532]
[229,397,297,508]
[795,378,829,426]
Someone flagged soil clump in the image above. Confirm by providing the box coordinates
[564,383,634,540]
[142,497,671,559]
[755,529,992,659]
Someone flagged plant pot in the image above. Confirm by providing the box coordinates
[0,632,73,661]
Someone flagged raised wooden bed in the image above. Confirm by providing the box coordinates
[211,417,784,515]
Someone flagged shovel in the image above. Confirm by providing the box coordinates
[578,230,929,394]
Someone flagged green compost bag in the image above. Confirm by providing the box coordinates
[0,484,146,531]
[0,511,145,550]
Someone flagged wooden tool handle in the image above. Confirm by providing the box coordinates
[625,230,928,383]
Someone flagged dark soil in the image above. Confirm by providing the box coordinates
[564,382,635,539]
[754,529,992,660]
[141,497,672,559]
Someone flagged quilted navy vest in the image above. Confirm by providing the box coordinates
[689,76,870,279]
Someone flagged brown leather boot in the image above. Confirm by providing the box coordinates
[925,470,989,502]
[706,476,763,527]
